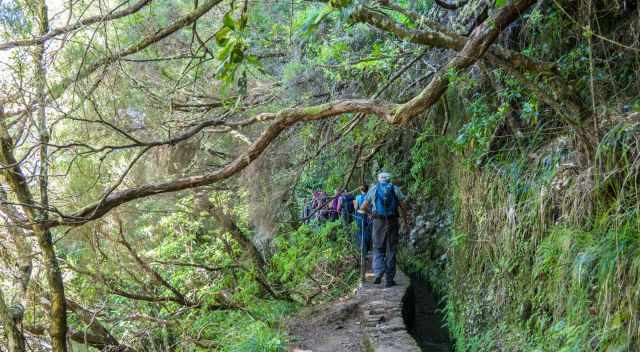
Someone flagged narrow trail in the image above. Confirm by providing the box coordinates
[287,296,365,352]
[288,269,450,352]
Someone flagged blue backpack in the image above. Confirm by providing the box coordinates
[374,182,398,217]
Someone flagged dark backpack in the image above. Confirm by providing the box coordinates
[374,182,398,217]
[340,194,355,214]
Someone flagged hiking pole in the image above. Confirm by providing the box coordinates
[360,215,366,287]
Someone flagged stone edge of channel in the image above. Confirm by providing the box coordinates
[357,270,421,352]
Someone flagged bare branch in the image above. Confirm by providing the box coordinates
[150,260,239,272]
[361,3,588,128]
[0,0,153,51]
[1,0,224,119]
[65,299,129,350]
[25,323,135,352]
[64,261,187,305]
[116,218,190,306]
[354,5,555,75]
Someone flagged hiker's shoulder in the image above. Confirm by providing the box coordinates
[365,185,377,199]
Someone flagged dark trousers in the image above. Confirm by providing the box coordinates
[355,215,372,254]
[341,210,353,225]
[372,217,399,282]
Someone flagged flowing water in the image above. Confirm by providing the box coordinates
[403,274,452,352]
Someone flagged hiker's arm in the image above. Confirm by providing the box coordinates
[359,200,370,213]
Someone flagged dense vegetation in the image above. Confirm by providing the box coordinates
[0,0,639,351]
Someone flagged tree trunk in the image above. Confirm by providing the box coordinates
[0,124,68,352]
[0,186,33,300]
[0,288,26,352]
[30,1,69,350]
[196,192,292,300]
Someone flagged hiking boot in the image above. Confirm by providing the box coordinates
[385,280,396,288]
[373,275,382,284]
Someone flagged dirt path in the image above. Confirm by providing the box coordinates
[286,271,425,352]
[287,295,366,352]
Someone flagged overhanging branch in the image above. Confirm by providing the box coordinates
[392,0,538,123]
[354,4,555,76]
[43,0,538,229]
[48,100,394,227]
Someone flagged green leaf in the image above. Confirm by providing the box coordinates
[216,38,235,60]
[237,15,248,31]
[246,54,260,66]
[495,0,508,6]
[246,54,266,74]
[223,11,236,30]
[231,45,244,64]
[214,26,231,46]
[300,5,333,36]
[329,0,351,8]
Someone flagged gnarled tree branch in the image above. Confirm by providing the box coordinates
[39,0,538,230]
[48,100,394,227]
[354,5,553,75]
[392,0,538,123]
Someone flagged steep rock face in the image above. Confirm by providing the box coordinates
[408,202,452,276]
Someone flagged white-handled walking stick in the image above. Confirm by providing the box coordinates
[360,216,366,287]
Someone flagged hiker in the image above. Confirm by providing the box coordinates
[337,189,355,225]
[312,190,329,223]
[353,185,372,254]
[358,172,410,287]
[301,197,313,223]
[328,189,341,221]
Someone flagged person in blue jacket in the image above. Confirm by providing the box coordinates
[354,185,372,256]
[358,172,410,287]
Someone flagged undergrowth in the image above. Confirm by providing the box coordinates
[202,221,358,351]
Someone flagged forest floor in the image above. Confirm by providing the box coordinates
[286,294,367,352]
